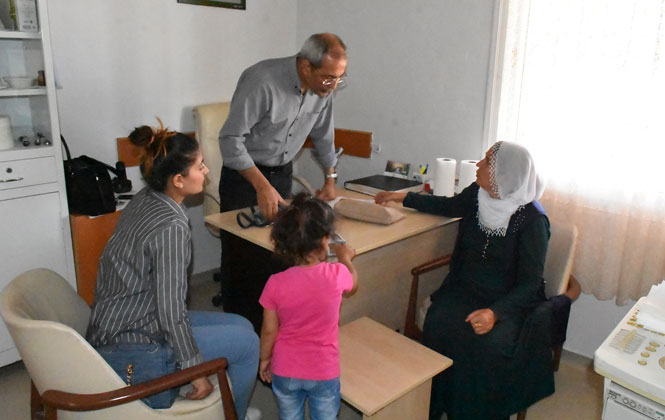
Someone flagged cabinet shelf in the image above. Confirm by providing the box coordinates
[0,144,55,161]
[0,87,46,97]
[0,30,41,40]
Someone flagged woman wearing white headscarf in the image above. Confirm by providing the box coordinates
[375,142,552,420]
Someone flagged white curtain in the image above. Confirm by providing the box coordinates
[496,0,665,304]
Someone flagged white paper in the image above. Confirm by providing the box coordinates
[647,280,665,307]
[456,160,478,194]
[636,311,665,334]
[433,157,456,197]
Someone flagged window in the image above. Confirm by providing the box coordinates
[492,0,665,304]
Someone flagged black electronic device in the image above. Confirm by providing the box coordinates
[111,161,132,193]
[344,174,423,196]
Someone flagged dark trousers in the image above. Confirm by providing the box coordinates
[218,163,293,332]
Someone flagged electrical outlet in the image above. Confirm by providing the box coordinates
[372,143,382,154]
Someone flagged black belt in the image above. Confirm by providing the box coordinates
[255,161,292,175]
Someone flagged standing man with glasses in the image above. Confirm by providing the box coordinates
[215,33,348,328]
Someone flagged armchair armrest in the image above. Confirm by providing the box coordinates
[564,275,581,301]
[411,255,452,276]
[40,357,237,420]
[404,255,452,339]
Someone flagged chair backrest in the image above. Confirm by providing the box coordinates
[193,102,231,234]
[0,269,131,394]
[543,221,578,298]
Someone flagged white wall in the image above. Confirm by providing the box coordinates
[567,294,633,358]
[294,0,496,186]
[47,0,297,274]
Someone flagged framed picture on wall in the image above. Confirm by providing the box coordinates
[177,0,245,10]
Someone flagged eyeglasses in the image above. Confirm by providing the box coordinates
[321,74,347,88]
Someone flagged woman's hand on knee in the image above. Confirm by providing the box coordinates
[465,309,496,335]
[186,377,214,400]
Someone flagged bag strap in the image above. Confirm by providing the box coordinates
[60,134,118,175]
[60,134,72,161]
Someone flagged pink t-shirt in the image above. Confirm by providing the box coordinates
[259,262,353,380]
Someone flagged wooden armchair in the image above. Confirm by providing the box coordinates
[0,268,237,420]
[404,221,582,419]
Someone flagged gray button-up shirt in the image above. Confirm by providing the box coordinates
[219,55,337,171]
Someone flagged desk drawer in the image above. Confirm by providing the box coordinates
[0,156,58,191]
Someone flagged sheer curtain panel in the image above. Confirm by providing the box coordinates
[494,0,665,304]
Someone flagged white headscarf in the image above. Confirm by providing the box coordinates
[477,141,545,236]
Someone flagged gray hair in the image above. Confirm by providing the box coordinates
[298,33,346,68]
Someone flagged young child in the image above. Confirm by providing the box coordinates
[259,193,358,420]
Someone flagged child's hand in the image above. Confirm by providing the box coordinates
[259,359,272,383]
[331,242,355,262]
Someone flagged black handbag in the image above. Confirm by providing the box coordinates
[61,136,131,216]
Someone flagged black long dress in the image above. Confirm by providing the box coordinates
[403,183,555,420]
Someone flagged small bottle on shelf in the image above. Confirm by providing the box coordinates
[8,0,17,31]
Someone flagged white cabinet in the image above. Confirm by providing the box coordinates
[0,0,76,367]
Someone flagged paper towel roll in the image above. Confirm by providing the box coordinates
[456,160,479,193]
[433,157,456,197]
[0,116,13,150]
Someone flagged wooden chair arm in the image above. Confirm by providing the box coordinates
[41,357,237,420]
[411,255,452,276]
[564,275,581,301]
[404,255,452,339]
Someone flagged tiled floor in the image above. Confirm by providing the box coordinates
[0,270,605,419]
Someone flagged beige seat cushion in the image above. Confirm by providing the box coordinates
[334,198,405,225]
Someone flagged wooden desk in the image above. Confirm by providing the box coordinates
[205,188,459,330]
[339,317,452,419]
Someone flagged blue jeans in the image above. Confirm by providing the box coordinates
[189,311,259,420]
[272,375,341,420]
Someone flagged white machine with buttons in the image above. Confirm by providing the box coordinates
[595,296,665,420]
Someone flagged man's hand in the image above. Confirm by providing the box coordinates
[186,377,213,400]
[316,182,337,201]
[240,166,287,221]
[256,183,286,221]
[465,308,496,335]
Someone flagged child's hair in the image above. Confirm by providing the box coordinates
[271,193,336,265]
[128,118,200,192]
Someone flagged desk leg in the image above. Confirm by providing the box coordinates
[362,380,431,420]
